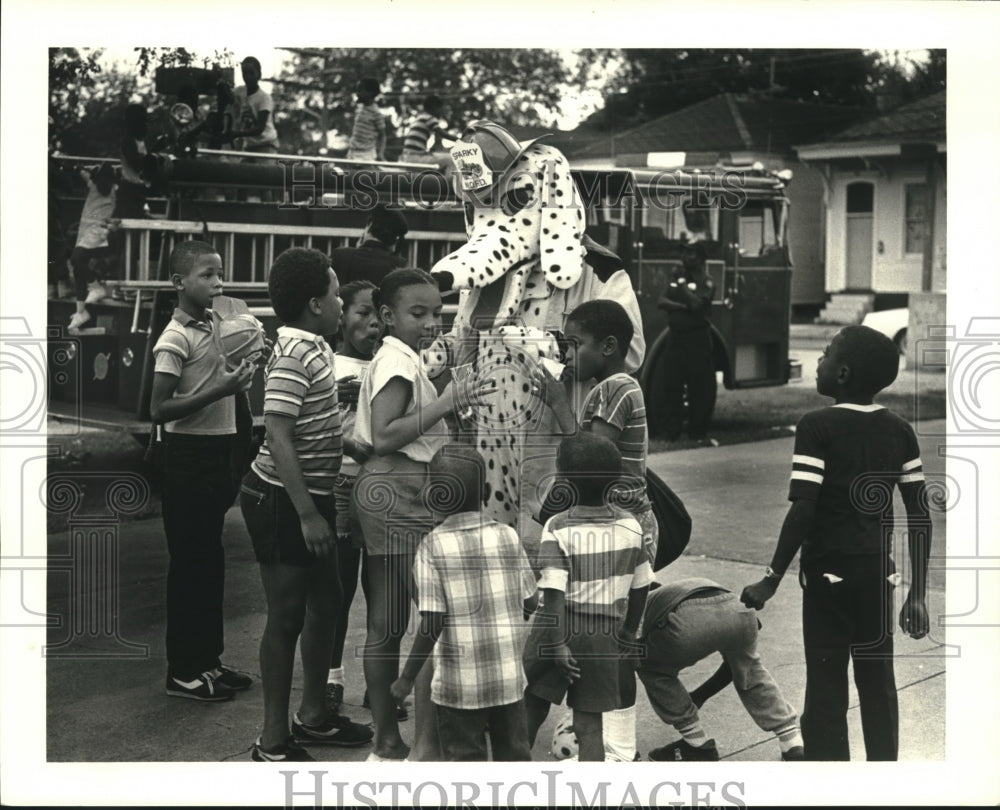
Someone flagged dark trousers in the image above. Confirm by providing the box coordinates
[662,327,717,439]
[800,554,899,761]
[161,433,237,679]
[435,699,532,761]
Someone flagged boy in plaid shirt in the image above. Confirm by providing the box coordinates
[391,444,538,761]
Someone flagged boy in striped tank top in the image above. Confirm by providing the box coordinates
[240,248,372,762]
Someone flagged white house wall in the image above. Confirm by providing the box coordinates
[825,161,946,294]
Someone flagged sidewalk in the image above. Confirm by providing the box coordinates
[45,424,948,764]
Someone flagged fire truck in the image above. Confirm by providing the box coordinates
[47,148,798,438]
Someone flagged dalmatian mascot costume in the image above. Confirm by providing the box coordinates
[425,121,645,761]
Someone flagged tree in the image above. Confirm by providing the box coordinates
[49,47,234,157]
[269,48,573,156]
[574,48,942,133]
[49,48,155,156]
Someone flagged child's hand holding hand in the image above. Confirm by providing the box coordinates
[390,676,413,703]
[899,594,929,639]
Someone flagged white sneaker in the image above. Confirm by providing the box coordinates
[68,310,92,330]
[84,281,108,304]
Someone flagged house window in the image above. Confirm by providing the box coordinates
[905,184,930,255]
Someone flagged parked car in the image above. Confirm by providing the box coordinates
[862,308,909,354]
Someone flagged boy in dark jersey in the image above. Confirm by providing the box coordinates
[741,325,931,761]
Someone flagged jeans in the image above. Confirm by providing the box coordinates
[435,699,532,761]
[800,555,898,761]
[638,591,797,734]
[161,433,236,678]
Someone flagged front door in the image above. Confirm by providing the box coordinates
[845,181,874,289]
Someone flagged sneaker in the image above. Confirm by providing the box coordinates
[252,736,315,762]
[84,281,108,304]
[292,711,374,747]
[647,738,720,762]
[165,671,236,702]
[325,682,344,715]
[68,310,92,331]
[362,688,409,721]
[781,745,805,761]
[210,665,253,691]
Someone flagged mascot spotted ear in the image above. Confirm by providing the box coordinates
[424,121,645,551]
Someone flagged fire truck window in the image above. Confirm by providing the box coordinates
[738,202,781,255]
[739,203,764,254]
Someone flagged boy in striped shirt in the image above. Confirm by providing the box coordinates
[240,248,371,762]
[741,325,931,761]
[524,435,653,761]
[540,299,657,564]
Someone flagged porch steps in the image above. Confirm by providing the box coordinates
[814,293,875,325]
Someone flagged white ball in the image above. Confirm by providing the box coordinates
[550,714,578,760]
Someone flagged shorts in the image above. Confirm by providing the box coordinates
[353,453,434,556]
[333,472,363,547]
[523,610,636,714]
[240,470,337,567]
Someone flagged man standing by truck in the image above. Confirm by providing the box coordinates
[658,241,717,444]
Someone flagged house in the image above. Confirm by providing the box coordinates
[562,93,870,316]
[795,90,946,333]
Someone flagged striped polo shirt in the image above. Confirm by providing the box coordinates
[580,373,650,511]
[251,326,342,495]
[348,103,386,154]
[152,308,235,435]
[537,505,654,620]
[402,112,439,153]
[788,403,925,560]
